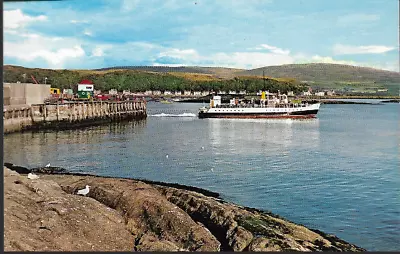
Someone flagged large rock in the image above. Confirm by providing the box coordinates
[155,185,366,252]
[4,167,366,252]
[31,173,221,251]
[3,167,135,251]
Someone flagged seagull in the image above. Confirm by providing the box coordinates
[201,146,205,150]
[211,168,214,172]
[27,172,39,180]
[77,185,90,196]
[45,163,51,167]
[166,154,169,159]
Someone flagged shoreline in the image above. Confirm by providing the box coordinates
[174,95,399,104]
[4,163,366,252]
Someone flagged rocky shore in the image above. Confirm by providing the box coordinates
[4,165,366,252]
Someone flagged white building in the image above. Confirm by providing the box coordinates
[315,92,325,96]
[326,90,335,96]
[144,90,153,95]
[201,91,210,96]
[239,90,246,95]
[163,90,172,95]
[64,89,75,95]
[153,90,162,96]
[109,89,118,95]
[302,91,312,96]
[228,90,236,95]
[174,91,182,95]
[193,91,202,96]
[287,91,294,96]
[184,90,192,96]
[123,90,131,95]
[218,91,226,95]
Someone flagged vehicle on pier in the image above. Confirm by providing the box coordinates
[50,88,61,98]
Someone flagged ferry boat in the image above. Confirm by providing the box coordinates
[198,92,321,119]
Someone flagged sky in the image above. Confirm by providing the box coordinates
[3,0,399,71]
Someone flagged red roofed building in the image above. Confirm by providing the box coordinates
[79,79,93,84]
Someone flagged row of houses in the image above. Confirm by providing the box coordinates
[145,90,249,96]
[94,88,341,97]
[301,90,336,96]
[95,90,250,97]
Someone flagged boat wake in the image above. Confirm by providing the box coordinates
[149,113,197,117]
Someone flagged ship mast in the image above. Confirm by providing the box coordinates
[263,70,265,89]
[262,70,269,107]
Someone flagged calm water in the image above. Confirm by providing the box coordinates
[4,102,400,251]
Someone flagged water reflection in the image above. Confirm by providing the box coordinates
[208,118,320,156]
[4,120,147,169]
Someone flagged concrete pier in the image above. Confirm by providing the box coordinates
[3,100,147,134]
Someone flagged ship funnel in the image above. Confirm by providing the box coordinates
[213,95,221,107]
[261,91,266,100]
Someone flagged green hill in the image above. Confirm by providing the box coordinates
[4,63,399,95]
[236,63,400,95]
[3,65,305,94]
[96,66,243,79]
[237,63,400,83]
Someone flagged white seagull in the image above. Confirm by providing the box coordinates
[201,146,205,150]
[77,185,90,196]
[27,173,39,180]
[211,168,214,172]
[166,154,169,159]
[45,163,51,167]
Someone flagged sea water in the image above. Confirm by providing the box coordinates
[4,102,399,251]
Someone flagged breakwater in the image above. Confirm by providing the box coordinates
[3,100,147,134]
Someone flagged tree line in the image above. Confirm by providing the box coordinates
[3,67,308,94]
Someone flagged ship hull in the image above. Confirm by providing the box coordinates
[198,109,318,119]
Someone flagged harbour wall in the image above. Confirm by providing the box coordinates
[3,100,147,134]
[3,83,51,106]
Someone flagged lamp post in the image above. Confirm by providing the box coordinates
[44,77,48,84]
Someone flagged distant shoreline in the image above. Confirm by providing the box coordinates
[174,95,399,104]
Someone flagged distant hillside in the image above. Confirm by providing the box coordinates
[97,63,400,83]
[97,66,244,79]
[4,63,399,95]
[237,63,400,84]
[3,65,306,94]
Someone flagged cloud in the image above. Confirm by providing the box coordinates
[298,55,357,66]
[70,19,89,24]
[2,7,396,72]
[333,44,396,55]
[337,13,380,25]
[91,45,113,57]
[155,48,294,69]
[92,48,104,57]
[250,44,290,55]
[83,30,93,36]
[158,48,200,59]
[121,0,141,12]
[4,32,85,68]
[4,9,47,29]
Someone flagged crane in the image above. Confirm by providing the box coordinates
[31,75,39,84]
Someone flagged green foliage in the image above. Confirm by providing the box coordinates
[3,65,307,93]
